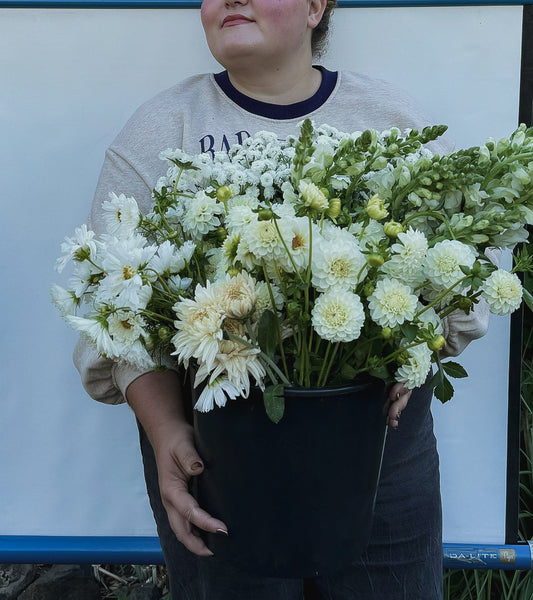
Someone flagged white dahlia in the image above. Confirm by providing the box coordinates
[368,278,418,328]
[395,342,432,389]
[171,282,225,369]
[217,272,257,319]
[424,240,476,290]
[311,289,365,343]
[382,227,428,285]
[182,190,225,240]
[481,269,523,315]
[311,237,366,292]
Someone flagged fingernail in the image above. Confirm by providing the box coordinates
[191,461,203,472]
[216,528,229,536]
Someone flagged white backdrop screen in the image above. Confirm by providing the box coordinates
[0,5,523,545]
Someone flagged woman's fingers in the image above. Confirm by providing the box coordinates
[386,383,411,428]
[157,428,229,556]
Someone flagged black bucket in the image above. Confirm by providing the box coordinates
[193,378,387,578]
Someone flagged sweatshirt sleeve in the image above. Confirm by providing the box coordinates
[73,148,170,404]
[439,301,490,358]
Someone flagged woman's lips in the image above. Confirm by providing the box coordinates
[222,15,253,27]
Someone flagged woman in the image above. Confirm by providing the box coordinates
[74,0,488,597]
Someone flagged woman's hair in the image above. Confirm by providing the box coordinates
[312,0,337,58]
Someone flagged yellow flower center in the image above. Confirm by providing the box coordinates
[122,265,136,280]
[292,234,305,251]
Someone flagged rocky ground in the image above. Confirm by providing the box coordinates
[0,564,168,600]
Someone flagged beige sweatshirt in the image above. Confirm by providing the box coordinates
[73,69,489,405]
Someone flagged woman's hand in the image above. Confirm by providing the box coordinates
[386,382,411,428]
[126,370,228,556]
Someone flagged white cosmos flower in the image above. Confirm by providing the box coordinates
[97,236,156,309]
[148,240,188,276]
[395,342,432,389]
[424,240,476,290]
[171,282,225,369]
[167,274,193,294]
[50,284,80,317]
[217,272,257,319]
[56,224,99,273]
[107,311,155,369]
[277,217,310,273]
[107,310,147,346]
[182,190,225,240]
[312,289,365,342]
[65,315,116,357]
[102,193,140,237]
[311,237,366,292]
[368,278,418,328]
[481,269,523,315]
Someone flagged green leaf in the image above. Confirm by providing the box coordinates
[442,361,468,379]
[523,288,533,312]
[399,323,419,343]
[369,364,390,381]
[257,310,278,358]
[263,384,285,423]
[433,373,455,403]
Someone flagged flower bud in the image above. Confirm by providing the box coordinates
[227,267,241,277]
[381,327,393,339]
[457,296,473,311]
[299,180,329,211]
[367,253,385,268]
[384,221,404,238]
[363,283,375,297]
[216,185,233,203]
[327,197,341,219]
[257,209,274,221]
[365,194,389,220]
[158,326,172,342]
[427,334,446,352]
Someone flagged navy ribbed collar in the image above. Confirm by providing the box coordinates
[213,67,338,120]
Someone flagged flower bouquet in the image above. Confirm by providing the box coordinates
[53,119,533,421]
[53,119,533,575]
